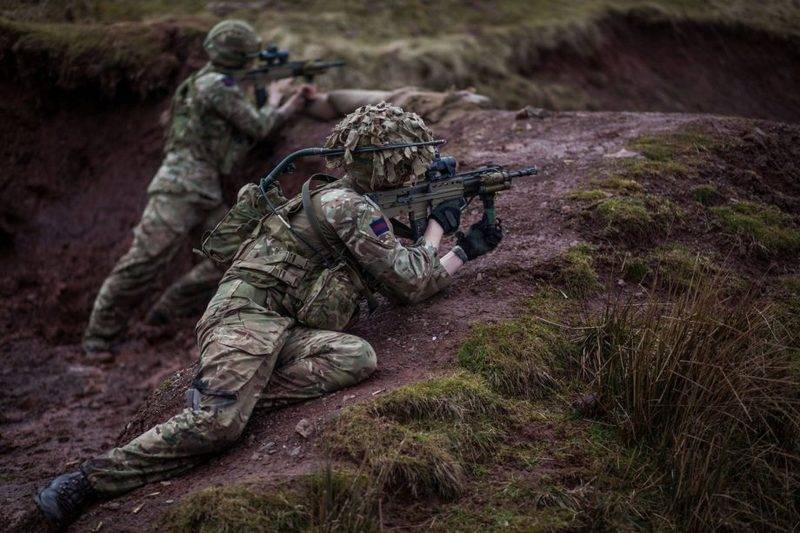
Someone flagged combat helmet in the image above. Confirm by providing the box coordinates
[325,103,437,191]
[204,19,262,69]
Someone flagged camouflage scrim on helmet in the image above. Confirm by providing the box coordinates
[204,19,262,69]
[324,103,436,191]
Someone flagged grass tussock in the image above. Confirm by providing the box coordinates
[161,467,379,532]
[458,295,575,398]
[580,276,800,530]
[712,200,800,258]
[582,195,682,242]
[327,373,512,501]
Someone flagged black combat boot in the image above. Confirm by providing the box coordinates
[34,470,97,528]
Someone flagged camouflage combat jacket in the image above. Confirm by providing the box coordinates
[148,63,284,201]
[203,177,452,331]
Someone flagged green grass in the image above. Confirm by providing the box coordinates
[457,294,576,398]
[584,195,682,242]
[691,184,720,205]
[327,373,513,500]
[554,243,602,296]
[649,244,720,290]
[588,176,644,193]
[0,16,207,97]
[161,467,379,532]
[711,201,800,257]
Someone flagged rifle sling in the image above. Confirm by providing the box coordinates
[301,177,379,313]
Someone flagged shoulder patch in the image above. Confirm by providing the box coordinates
[221,75,236,87]
[369,217,390,237]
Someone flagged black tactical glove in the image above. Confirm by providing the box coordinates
[456,219,503,260]
[430,198,465,235]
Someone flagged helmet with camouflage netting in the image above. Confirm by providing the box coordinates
[204,19,262,69]
[325,103,437,191]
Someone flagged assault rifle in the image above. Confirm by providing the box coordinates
[368,155,538,240]
[258,140,538,240]
[242,45,345,108]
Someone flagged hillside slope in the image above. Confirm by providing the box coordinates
[4,109,798,531]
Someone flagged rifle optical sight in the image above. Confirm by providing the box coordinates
[257,45,289,65]
[425,156,457,181]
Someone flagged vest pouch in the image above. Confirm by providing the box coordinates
[201,183,287,268]
[296,264,360,332]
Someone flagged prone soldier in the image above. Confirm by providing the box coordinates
[82,19,313,355]
[35,103,503,528]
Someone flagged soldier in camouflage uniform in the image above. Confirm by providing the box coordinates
[35,104,503,528]
[82,19,312,354]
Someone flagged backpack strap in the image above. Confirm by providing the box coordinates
[301,176,379,312]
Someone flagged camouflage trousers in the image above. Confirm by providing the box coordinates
[84,192,227,344]
[82,279,376,495]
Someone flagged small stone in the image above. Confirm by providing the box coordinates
[160,481,172,486]
[289,446,302,457]
[106,502,121,511]
[259,441,277,453]
[132,503,144,514]
[165,499,174,504]
[476,273,483,281]
[251,452,261,460]
[343,394,356,402]
[295,418,314,439]
[515,105,552,120]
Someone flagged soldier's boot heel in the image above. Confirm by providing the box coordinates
[35,471,97,529]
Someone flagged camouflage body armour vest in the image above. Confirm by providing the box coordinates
[166,64,252,175]
[202,179,371,332]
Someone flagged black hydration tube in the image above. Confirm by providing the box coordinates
[256,139,446,264]
[258,139,446,199]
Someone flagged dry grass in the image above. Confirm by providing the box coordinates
[326,373,512,501]
[580,275,800,529]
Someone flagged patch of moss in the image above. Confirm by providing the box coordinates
[589,176,644,193]
[458,295,576,398]
[711,201,800,257]
[691,184,720,205]
[161,468,379,532]
[612,130,741,185]
[568,189,608,202]
[424,411,668,531]
[327,373,511,500]
[160,485,307,532]
[555,243,602,296]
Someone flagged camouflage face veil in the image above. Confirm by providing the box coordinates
[324,103,437,191]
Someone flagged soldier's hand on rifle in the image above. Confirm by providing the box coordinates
[267,78,294,107]
[279,85,313,116]
[456,219,503,260]
[430,198,466,235]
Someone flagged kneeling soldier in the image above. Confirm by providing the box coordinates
[35,103,502,528]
